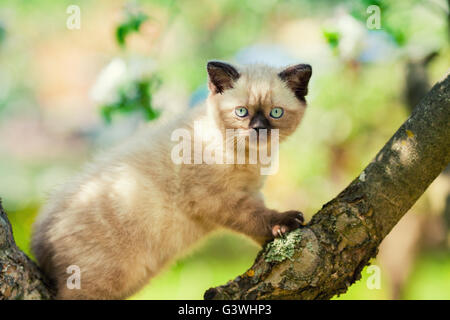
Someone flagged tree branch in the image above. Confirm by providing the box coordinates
[205,73,450,300]
[0,200,54,299]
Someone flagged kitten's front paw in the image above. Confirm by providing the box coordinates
[271,210,305,238]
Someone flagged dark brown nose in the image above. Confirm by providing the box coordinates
[249,112,271,131]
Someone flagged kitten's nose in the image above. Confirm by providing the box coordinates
[249,112,271,131]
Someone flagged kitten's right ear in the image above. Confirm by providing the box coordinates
[278,64,312,102]
[207,61,240,94]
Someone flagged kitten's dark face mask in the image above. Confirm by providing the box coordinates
[206,61,312,142]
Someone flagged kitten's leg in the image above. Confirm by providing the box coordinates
[217,194,304,244]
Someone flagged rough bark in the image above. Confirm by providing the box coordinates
[205,73,450,300]
[0,74,448,300]
[0,200,54,299]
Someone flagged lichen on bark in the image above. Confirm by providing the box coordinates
[264,229,303,263]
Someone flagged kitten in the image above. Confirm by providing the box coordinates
[31,61,312,299]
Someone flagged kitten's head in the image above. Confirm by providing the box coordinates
[206,61,312,142]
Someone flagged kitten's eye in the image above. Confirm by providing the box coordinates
[270,107,284,119]
[235,107,248,117]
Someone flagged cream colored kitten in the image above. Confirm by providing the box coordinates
[31,61,312,299]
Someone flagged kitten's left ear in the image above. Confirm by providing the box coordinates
[278,64,312,102]
[207,61,240,94]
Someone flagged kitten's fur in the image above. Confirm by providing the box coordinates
[31,61,312,299]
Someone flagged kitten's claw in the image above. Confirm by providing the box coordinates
[270,210,305,238]
[272,225,284,238]
[272,224,289,238]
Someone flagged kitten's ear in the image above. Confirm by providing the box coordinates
[278,64,312,102]
[207,61,240,94]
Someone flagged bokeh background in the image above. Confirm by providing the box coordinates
[0,0,449,299]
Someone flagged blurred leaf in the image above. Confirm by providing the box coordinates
[0,22,6,45]
[350,0,388,22]
[383,24,407,46]
[323,29,340,50]
[100,106,113,124]
[100,76,161,124]
[350,0,407,46]
[115,11,148,48]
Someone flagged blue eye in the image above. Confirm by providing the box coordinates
[270,107,284,119]
[235,107,248,117]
